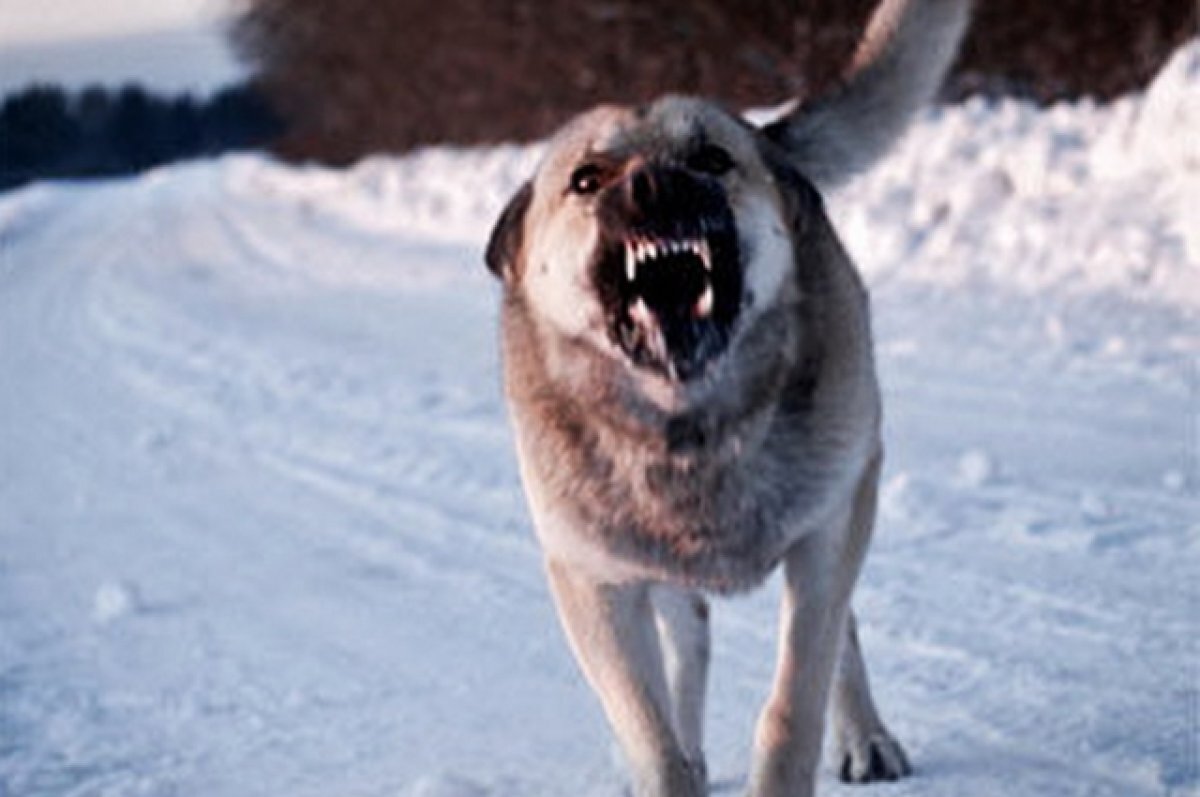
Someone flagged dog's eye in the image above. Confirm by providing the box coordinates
[568,164,605,195]
[688,145,735,176]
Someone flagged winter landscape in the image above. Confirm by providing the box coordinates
[1,20,1197,797]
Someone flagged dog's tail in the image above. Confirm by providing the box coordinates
[763,0,971,190]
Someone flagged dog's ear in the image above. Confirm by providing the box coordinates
[485,181,533,280]
[763,0,970,191]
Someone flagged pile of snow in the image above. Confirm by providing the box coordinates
[835,40,1199,299]
[1,41,1196,797]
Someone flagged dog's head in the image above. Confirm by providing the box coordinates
[487,97,798,385]
[486,0,971,389]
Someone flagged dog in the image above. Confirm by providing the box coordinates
[484,1,971,795]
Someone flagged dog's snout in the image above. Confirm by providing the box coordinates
[621,165,697,218]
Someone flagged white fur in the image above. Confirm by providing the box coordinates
[522,213,604,341]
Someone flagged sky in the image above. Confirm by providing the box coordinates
[0,0,231,44]
[0,0,242,94]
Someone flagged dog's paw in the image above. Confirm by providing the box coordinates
[624,754,708,797]
[835,731,911,783]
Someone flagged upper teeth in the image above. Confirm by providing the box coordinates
[624,236,712,283]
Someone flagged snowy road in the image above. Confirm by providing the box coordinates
[2,45,1197,797]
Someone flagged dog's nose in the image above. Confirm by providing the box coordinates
[622,165,694,216]
[628,168,657,209]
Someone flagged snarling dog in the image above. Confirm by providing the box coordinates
[484,1,970,795]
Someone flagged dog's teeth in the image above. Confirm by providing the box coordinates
[625,242,637,282]
[694,284,714,318]
[630,297,654,326]
[699,239,712,271]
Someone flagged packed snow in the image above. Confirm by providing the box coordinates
[1,41,1197,797]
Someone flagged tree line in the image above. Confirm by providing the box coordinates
[2,0,1194,190]
[0,83,279,191]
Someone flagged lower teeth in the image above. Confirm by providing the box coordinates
[693,285,714,318]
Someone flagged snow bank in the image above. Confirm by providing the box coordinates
[834,39,1199,300]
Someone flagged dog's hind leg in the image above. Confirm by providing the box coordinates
[652,586,711,791]
[545,560,703,797]
[829,610,911,782]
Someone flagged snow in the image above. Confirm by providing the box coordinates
[2,41,1198,797]
[91,581,141,625]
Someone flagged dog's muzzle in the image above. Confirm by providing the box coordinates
[593,165,742,382]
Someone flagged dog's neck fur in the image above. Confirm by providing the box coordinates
[500,205,880,590]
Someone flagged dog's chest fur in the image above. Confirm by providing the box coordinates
[501,227,878,592]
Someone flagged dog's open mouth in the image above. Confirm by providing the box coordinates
[594,168,743,382]
[624,235,715,321]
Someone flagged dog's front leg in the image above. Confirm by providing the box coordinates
[746,532,850,797]
[546,560,702,797]
[748,457,882,797]
[652,586,711,786]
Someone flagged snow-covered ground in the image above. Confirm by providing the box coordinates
[1,41,1197,797]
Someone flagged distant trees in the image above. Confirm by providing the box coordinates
[235,0,1197,164]
[4,0,1194,185]
[2,87,80,181]
[0,83,280,191]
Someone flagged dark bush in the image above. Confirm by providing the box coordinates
[234,0,1197,163]
[952,0,1197,101]
[234,0,875,163]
